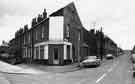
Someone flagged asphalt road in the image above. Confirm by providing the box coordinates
[0,52,134,84]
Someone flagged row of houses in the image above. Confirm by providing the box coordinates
[8,2,121,65]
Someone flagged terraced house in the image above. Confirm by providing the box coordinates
[10,2,88,65]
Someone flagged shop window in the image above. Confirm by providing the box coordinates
[40,45,44,59]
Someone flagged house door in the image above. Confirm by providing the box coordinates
[53,48,59,64]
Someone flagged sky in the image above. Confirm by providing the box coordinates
[0,0,135,50]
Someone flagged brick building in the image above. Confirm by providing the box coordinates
[9,2,120,65]
[104,35,118,56]
[10,2,88,65]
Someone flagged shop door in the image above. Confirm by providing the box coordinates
[53,48,59,64]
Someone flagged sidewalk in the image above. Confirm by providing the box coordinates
[17,58,108,73]
[0,61,45,75]
[18,63,81,73]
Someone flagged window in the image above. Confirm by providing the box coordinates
[78,31,81,41]
[25,47,27,58]
[36,47,39,59]
[66,24,70,38]
[35,31,38,40]
[24,36,26,44]
[40,45,44,59]
[28,33,31,43]
[41,27,44,39]
[30,48,32,58]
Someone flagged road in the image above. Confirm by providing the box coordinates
[0,53,134,84]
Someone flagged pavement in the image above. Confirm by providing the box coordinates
[18,63,81,73]
[0,61,46,75]
[17,58,108,73]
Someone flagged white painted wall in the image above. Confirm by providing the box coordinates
[49,16,64,41]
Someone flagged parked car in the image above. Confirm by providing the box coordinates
[131,53,135,63]
[106,54,114,59]
[132,63,135,77]
[80,56,101,67]
[119,52,123,55]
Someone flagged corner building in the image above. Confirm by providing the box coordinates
[22,2,85,65]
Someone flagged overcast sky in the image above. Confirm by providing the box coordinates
[0,0,135,50]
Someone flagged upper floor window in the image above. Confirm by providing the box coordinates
[41,27,44,39]
[78,32,80,41]
[35,31,38,40]
[28,33,31,43]
[24,36,26,44]
[66,24,70,38]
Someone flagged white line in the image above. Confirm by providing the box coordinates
[96,73,107,83]
[108,62,118,72]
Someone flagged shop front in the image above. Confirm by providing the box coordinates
[34,41,73,65]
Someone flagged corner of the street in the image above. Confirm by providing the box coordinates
[18,63,81,73]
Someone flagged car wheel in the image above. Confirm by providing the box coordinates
[79,64,83,68]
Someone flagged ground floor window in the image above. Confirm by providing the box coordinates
[23,48,26,58]
[36,47,39,59]
[25,48,27,58]
[40,45,44,59]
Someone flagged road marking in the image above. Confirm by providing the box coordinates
[96,73,107,83]
[108,61,118,73]
[95,60,119,83]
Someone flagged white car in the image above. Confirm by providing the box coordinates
[80,56,101,67]
[106,54,114,59]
